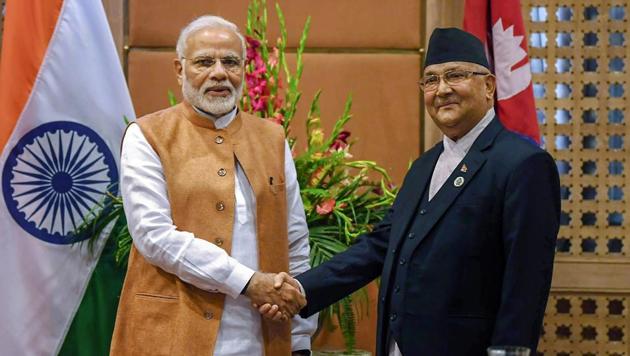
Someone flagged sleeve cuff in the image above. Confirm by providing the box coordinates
[294,278,306,296]
[222,262,255,299]
[291,335,312,352]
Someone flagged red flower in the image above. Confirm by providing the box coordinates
[372,186,384,196]
[330,130,351,150]
[316,199,336,215]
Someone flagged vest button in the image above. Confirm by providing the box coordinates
[204,311,214,320]
[218,168,227,177]
[215,238,224,246]
[419,209,427,215]
[215,136,224,144]
[216,202,225,211]
[394,285,400,293]
[399,258,406,265]
[408,232,416,239]
[390,313,398,321]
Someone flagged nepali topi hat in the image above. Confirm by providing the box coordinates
[424,27,490,69]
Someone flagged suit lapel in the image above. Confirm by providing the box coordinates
[406,117,503,250]
[387,145,443,251]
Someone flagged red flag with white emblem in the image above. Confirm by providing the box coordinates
[464,0,540,144]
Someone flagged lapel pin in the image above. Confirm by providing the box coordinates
[454,176,465,187]
[460,164,468,173]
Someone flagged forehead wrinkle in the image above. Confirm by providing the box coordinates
[190,49,241,59]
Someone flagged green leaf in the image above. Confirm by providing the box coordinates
[167,90,178,107]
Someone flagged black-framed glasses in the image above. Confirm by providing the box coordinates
[419,70,491,92]
[182,56,243,73]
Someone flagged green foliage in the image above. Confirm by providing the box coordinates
[244,1,396,351]
[73,188,131,266]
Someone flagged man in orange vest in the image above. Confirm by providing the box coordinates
[110,15,316,356]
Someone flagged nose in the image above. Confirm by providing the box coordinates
[435,76,453,96]
[208,61,228,81]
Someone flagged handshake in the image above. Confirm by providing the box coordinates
[244,271,306,322]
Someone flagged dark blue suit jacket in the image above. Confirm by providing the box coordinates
[297,118,560,355]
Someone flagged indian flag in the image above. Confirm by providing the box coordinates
[0,0,134,354]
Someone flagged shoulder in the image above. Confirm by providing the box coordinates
[490,129,555,172]
[410,142,442,169]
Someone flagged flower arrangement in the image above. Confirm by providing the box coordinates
[77,0,396,352]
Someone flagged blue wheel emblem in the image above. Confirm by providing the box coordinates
[2,121,118,244]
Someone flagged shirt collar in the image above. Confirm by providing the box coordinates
[442,107,495,156]
[192,105,238,130]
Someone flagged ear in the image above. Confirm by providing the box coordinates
[485,74,497,100]
[174,58,183,86]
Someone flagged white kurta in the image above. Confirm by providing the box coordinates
[120,107,317,355]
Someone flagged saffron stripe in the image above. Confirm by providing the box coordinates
[0,0,64,154]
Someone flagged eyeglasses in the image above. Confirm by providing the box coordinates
[182,56,243,73]
[419,70,491,92]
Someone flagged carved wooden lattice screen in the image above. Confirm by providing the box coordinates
[523,0,630,354]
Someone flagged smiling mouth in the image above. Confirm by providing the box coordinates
[437,102,458,109]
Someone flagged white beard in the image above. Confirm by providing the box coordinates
[182,70,243,116]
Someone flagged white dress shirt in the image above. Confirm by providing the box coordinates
[389,108,495,356]
[120,106,317,355]
[428,108,495,200]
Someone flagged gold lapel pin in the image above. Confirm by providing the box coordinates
[454,176,465,187]
[460,164,468,173]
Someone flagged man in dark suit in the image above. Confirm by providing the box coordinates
[259,27,560,356]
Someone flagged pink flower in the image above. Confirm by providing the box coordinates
[252,98,266,112]
[246,36,261,61]
[316,199,336,215]
[330,130,351,150]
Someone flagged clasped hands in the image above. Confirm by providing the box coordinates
[244,272,304,322]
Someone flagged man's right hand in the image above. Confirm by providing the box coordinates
[255,272,304,321]
[244,272,306,321]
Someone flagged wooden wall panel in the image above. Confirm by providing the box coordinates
[101,0,124,63]
[127,50,177,112]
[128,0,421,49]
[287,53,420,183]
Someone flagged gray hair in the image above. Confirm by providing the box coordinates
[176,15,246,60]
